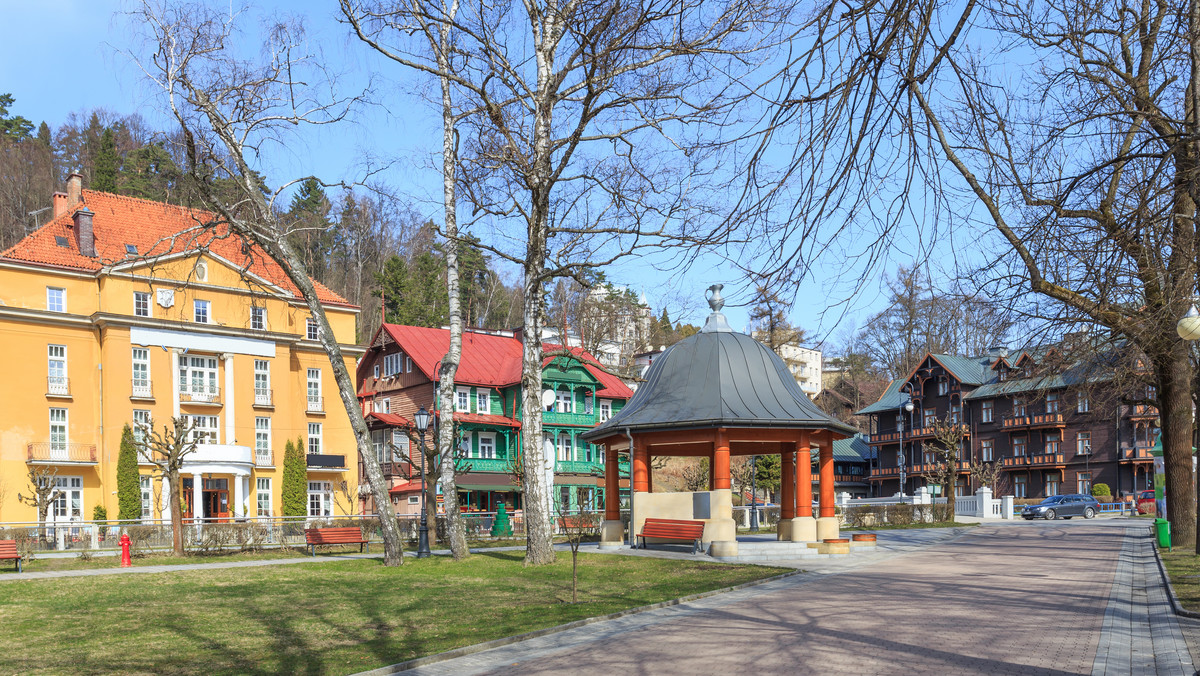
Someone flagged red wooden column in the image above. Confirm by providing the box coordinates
[780,445,796,521]
[818,432,835,518]
[713,429,731,490]
[796,431,812,517]
[604,442,619,521]
[632,442,650,493]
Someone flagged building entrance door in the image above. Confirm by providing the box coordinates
[202,478,230,521]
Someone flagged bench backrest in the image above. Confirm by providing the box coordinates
[641,518,705,538]
[0,540,20,559]
[305,527,365,544]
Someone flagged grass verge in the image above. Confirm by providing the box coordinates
[0,550,785,674]
[1160,549,1200,612]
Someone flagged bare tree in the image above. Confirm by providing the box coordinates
[681,458,711,493]
[135,416,199,556]
[17,466,60,540]
[764,0,1200,548]
[557,507,601,604]
[927,417,967,522]
[127,1,408,565]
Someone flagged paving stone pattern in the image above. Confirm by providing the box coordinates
[406,522,1187,676]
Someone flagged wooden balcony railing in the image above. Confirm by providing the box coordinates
[1029,412,1065,428]
[1000,452,1066,469]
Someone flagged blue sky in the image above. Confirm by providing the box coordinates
[1,1,944,346]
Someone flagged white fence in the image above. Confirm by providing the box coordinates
[954,487,1015,520]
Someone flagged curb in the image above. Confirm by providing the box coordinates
[354,567,806,675]
[1151,529,1200,620]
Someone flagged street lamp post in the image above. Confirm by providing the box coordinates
[899,400,914,497]
[750,455,759,532]
[414,406,431,559]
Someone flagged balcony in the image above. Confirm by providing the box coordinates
[869,430,902,445]
[869,466,900,479]
[46,376,71,398]
[1119,446,1154,463]
[1029,412,1066,428]
[307,453,346,470]
[253,388,273,408]
[463,457,514,473]
[999,452,1066,469]
[131,379,154,400]
[1128,405,1158,420]
[543,411,597,426]
[255,450,273,467]
[180,386,221,406]
[307,396,324,414]
[189,443,253,466]
[834,473,868,483]
[27,442,97,465]
[1002,415,1030,429]
[557,460,604,474]
[377,460,414,477]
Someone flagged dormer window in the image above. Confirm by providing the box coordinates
[998,366,1008,382]
[125,244,138,255]
[54,236,69,247]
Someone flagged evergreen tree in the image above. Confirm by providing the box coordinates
[753,455,782,497]
[93,127,119,192]
[286,178,333,279]
[0,93,34,140]
[116,424,142,521]
[282,437,307,517]
[376,252,449,327]
[36,121,52,148]
[119,143,179,201]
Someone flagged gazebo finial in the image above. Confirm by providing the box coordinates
[706,284,724,312]
[701,284,732,333]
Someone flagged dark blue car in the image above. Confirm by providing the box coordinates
[1021,494,1099,520]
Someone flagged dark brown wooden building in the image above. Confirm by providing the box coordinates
[857,346,1156,500]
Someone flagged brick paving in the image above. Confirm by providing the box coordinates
[401,520,1190,675]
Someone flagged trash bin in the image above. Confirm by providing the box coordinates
[1155,518,1171,549]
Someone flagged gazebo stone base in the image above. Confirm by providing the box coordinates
[777,519,794,541]
[816,516,840,541]
[599,519,625,549]
[708,540,739,557]
[789,516,817,542]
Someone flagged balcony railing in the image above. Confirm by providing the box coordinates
[870,466,900,478]
[180,386,221,405]
[131,379,153,399]
[1002,416,1030,428]
[28,442,97,464]
[557,460,604,474]
[1000,452,1066,468]
[254,388,273,407]
[1029,412,1065,428]
[1120,447,1154,462]
[1128,404,1158,419]
[307,396,324,413]
[307,453,345,469]
[46,376,70,396]
[461,457,513,473]
[255,450,273,466]
[869,430,902,444]
[543,411,597,426]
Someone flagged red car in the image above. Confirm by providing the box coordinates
[1137,490,1156,514]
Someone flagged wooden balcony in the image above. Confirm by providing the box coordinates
[868,430,902,445]
[1127,405,1158,420]
[909,423,969,440]
[999,452,1066,469]
[869,466,900,479]
[1119,446,1154,463]
[28,442,97,465]
[1002,415,1030,429]
[834,474,868,483]
[1029,412,1066,428]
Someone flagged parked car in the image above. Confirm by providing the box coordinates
[1137,490,1156,514]
[1021,494,1100,520]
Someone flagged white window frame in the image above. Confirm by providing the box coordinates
[256,478,272,517]
[134,291,150,318]
[1046,393,1060,414]
[558,432,573,461]
[254,359,270,405]
[255,417,272,465]
[382,398,391,414]
[307,481,332,517]
[307,422,322,455]
[132,347,151,397]
[49,407,68,454]
[306,317,320,341]
[391,430,410,462]
[557,389,574,414]
[1076,431,1091,456]
[405,356,413,373]
[478,433,496,459]
[46,286,65,313]
[476,389,490,414]
[600,400,612,421]
[456,387,471,413]
[1077,394,1090,413]
[186,414,219,444]
[1046,476,1060,496]
[250,306,265,330]
[47,344,67,394]
[179,356,219,400]
[373,364,380,379]
[140,475,153,522]
[981,401,993,423]
[408,496,420,505]
[133,409,151,445]
[50,476,83,523]
[194,299,211,324]
[307,368,322,411]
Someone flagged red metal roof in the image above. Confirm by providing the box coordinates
[0,190,351,306]
[389,480,420,495]
[378,324,632,398]
[366,412,411,427]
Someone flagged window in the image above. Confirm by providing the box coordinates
[1076,431,1092,455]
[306,317,319,340]
[47,345,67,394]
[922,408,936,427]
[186,415,219,444]
[1046,393,1060,414]
[456,388,470,413]
[307,481,332,517]
[1076,472,1092,495]
[980,439,994,462]
[937,379,948,395]
[1014,475,1027,498]
[560,485,572,510]
[133,410,151,445]
[981,401,994,423]
[46,287,65,312]
[1013,397,1026,417]
[1077,393,1090,413]
[478,433,496,459]
[255,417,271,464]
[382,398,391,414]
[476,389,490,414]
[134,291,150,317]
[600,400,612,421]
[998,366,1008,382]
[140,476,153,521]
[408,496,420,505]
[256,478,272,516]
[1147,385,1157,400]
[250,306,265,330]
[949,403,961,424]
[254,359,270,405]
[51,476,83,522]
[307,422,322,454]
[558,389,574,414]
[405,356,413,373]
[383,353,398,376]
[49,408,68,452]
[1045,431,1061,454]
[307,369,322,411]
[373,364,380,379]
[132,347,151,397]
[558,433,573,461]
[543,390,555,412]
[179,356,218,399]
[193,299,210,324]
[391,430,410,462]
[1046,476,1060,496]
[1013,436,1027,456]
[585,394,594,415]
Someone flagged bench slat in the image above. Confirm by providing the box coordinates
[637,518,705,554]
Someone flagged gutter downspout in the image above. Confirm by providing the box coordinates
[626,427,634,547]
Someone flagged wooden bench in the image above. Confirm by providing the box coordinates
[637,518,706,554]
[304,527,368,557]
[0,539,22,573]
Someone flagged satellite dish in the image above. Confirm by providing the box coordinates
[541,389,556,408]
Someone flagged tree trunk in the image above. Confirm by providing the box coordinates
[168,471,184,557]
[1153,345,1196,549]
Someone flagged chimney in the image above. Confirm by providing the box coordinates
[73,207,96,257]
[986,345,1008,358]
[52,193,69,219]
[66,172,83,206]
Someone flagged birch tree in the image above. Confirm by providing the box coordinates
[135,416,199,557]
[764,0,1200,548]
[127,1,408,565]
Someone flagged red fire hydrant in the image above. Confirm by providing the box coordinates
[119,533,132,568]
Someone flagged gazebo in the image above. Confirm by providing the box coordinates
[582,286,857,557]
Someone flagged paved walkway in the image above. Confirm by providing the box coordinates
[391,520,1193,675]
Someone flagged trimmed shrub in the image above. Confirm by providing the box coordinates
[1091,483,1111,497]
[282,437,307,519]
[116,424,141,521]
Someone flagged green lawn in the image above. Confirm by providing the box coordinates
[0,551,786,674]
[2,548,314,574]
[1160,549,1200,612]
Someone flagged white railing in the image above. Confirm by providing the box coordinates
[254,388,272,406]
[307,396,323,412]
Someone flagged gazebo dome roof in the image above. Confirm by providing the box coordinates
[582,286,856,440]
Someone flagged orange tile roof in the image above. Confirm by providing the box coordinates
[0,190,351,306]
[366,412,412,427]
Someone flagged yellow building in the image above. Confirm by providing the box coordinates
[0,175,362,525]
